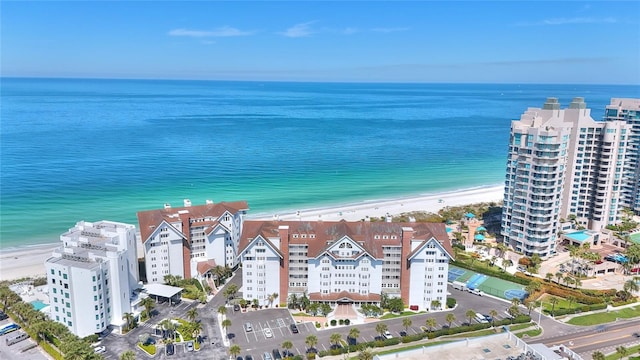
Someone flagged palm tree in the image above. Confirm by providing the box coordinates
[549,297,559,317]
[445,313,456,328]
[545,272,554,282]
[282,340,294,358]
[555,271,563,284]
[223,283,239,300]
[425,318,437,333]
[330,333,342,349]
[191,321,203,339]
[141,297,155,319]
[229,344,241,359]
[501,258,513,271]
[122,312,134,332]
[591,351,605,360]
[218,305,227,317]
[163,274,176,286]
[615,346,628,358]
[221,319,232,335]
[402,318,412,334]
[430,299,441,310]
[526,302,536,316]
[357,348,375,360]
[566,296,576,311]
[375,323,388,339]
[574,277,582,289]
[120,350,136,360]
[349,327,360,344]
[511,297,520,307]
[267,293,279,307]
[489,309,498,326]
[623,278,639,295]
[305,334,318,352]
[252,299,260,309]
[186,308,198,323]
[465,309,476,325]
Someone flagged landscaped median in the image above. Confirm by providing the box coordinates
[316,315,532,357]
[566,305,640,326]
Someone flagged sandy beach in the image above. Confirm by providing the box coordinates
[0,185,503,282]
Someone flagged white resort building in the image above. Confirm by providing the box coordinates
[45,220,140,337]
[237,220,453,311]
[604,98,640,214]
[137,200,248,284]
[501,97,632,258]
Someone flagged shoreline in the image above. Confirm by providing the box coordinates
[0,185,503,282]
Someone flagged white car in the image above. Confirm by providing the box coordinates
[383,330,393,339]
[264,328,273,338]
[93,346,106,354]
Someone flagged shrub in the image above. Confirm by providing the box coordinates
[338,319,344,325]
[344,319,350,325]
[330,319,337,326]
[315,322,321,328]
[447,297,457,308]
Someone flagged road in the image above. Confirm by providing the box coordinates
[540,319,640,359]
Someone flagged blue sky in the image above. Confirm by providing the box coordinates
[2,1,639,83]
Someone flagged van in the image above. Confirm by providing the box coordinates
[474,313,488,324]
[451,281,466,291]
[6,331,28,346]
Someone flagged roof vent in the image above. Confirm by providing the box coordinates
[184,199,192,207]
[543,97,560,110]
[569,97,586,109]
[164,203,171,209]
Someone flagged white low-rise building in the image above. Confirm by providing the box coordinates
[238,220,453,310]
[137,200,248,284]
[45,220,139,337]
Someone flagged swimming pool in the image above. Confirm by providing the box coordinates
[30,300,47,311]
[565,230,591,242]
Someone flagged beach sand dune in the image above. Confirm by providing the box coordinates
[0,186,503,282]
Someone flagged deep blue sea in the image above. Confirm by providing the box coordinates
[1,78,638,250]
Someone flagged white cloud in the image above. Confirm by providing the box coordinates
[168,26,254,38]
[370,27,409,33]
[342,27,358,35]
[279,22,316,38]
[516,17,617,26]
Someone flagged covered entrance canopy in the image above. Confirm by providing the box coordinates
[143,283,183,305]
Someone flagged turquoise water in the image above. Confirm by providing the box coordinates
[1,79,638,250]
[565,230,591,242]
[30,300,47,310]
[631,233,640,244]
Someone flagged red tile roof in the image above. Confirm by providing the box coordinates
[196,259,217,275]
[137,200,248,243]
[238,220,453,259]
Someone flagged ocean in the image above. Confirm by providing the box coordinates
[1,78,638,250]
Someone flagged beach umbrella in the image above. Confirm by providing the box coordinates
[465,213,476,218]
[474,234,485,241]
[477,226,487,233]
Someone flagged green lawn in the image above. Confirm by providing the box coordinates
[538,294,586,313]
[370,340,453,357]
[380,311,426,319]
[138,342,157,355]
[567,306,640,326]
[515,328,542,338]
[603,343,640,360]
[445,328,499,339]
[508,323,533,331]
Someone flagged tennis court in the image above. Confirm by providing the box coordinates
[449,265,528,301]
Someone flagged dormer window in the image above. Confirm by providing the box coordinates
[391,235,397,239]
[339,242,352,248]
[374,235,380,239]
[293,234,299,238]
[310,234,315,238]
[383,235,389,239]
[301,234,307,238]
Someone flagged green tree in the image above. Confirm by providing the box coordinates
[282,340,294,358]
[507,305,520,318]
[375,323,388,338]
[329,333,342,349]
[305,335,318,351]
[140,297,155,319]
[229,345,241,358]
[191,321,203,339]
[623,278,639,295]
[489,309,498,326]
[122,312,134,332]
[545,272,554,282]
[402,318,412,334]
[308,303,319,316]
[549,297,559,317]
[349,327,360,344]
[223,283,239,300]
[430,299,441,310]
[218,305,227,317]
[591,351,605,360]
[120,350,136,360]
[186,308,198,323]
[320,303,332,316]
[555,272,563,284]
[221,319,232,334]
[445,313,456,328]
[425,318,437,333]
[465,309,476,324]
[357,348,375,360]
[616,346,628,358]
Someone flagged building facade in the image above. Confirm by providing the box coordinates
[502,97,632,257]
[137,200,248,284]
[45,220,139,337]
[237,220,453,311]
[604,98,640,213]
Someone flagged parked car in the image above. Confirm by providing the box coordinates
[234,304,241,312]
[166,343,175,356]
[633,332,640,338]
[264,328,273,338]
[272,349,282,360]
[237,357,243,360]
[93,346,106,354]
[186,341,194,352]
[245,355,254,360]
[263,352,273,360]
[469,288,484,296]
[290,324,299,333]
[383,330,393,339]
[484,315,493,323]
[399,331,407,337]
[244,322,253,332]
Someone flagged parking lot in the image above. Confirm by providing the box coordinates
[0,319,48,360]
